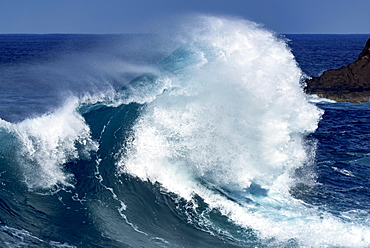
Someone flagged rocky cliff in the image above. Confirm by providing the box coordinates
[304,38,370,102]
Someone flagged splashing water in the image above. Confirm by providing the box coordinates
[115,16,370,246]
[120,16,321,199]
[1,98,98,190]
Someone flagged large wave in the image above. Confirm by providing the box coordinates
[120,16,321,192]
[1,15,370,247]
[116,16,370,246]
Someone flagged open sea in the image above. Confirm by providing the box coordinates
[0,16,370,247]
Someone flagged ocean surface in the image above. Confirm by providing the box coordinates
[0,16,370,247]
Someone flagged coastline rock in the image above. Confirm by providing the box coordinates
[304,38,370,102]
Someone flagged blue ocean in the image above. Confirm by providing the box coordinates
[0,16,370,247]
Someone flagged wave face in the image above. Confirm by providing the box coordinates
[1,16,370,247]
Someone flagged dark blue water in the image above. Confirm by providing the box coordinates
[0,17,370,247]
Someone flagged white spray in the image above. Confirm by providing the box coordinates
[2,98,98,190]
[117,16,370,246]
[120,15,321,193]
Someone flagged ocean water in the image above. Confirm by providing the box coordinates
[0,16,370,247]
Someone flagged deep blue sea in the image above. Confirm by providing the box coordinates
[0,16,370,247]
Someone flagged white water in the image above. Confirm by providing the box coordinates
[120,15,321,197]
[1,98,98,190]
[118,16,370,246]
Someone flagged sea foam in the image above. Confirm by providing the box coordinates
[1,97,98,190]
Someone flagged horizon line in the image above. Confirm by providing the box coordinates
[0,32,370,36]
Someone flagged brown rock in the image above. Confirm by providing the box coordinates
[304,38,370,102]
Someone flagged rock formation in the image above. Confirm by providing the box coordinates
[304,38,370,102]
